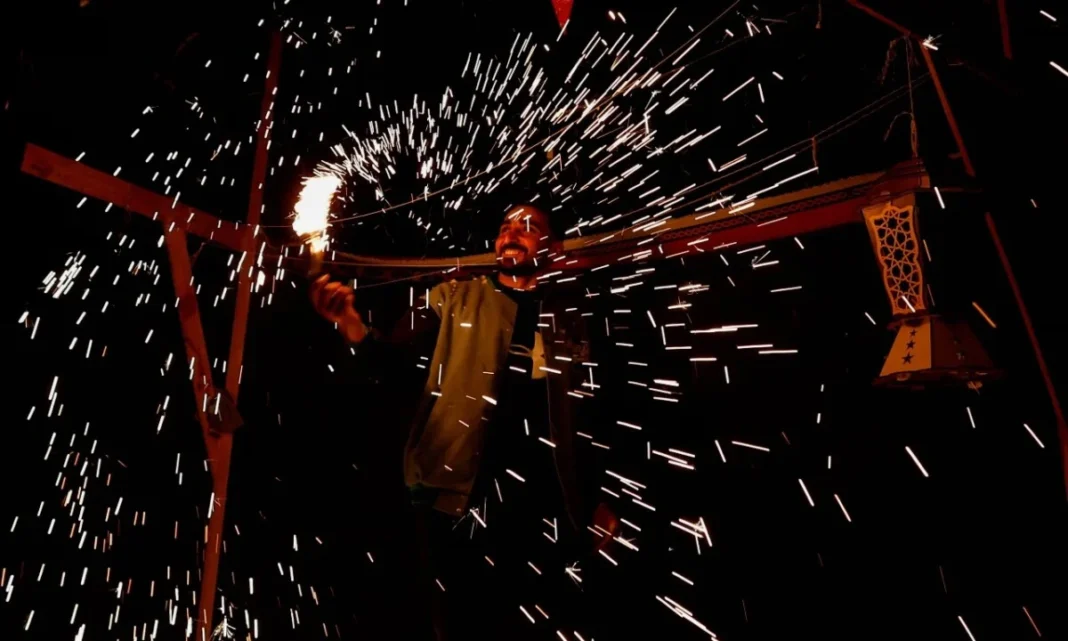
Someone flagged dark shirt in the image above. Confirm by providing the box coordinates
[473,278,561,512]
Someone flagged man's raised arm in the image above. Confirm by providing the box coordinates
[309,274,442,364]
[309,274,369,344]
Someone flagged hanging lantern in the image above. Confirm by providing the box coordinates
[862,160,999,387]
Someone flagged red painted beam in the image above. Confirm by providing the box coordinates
[846,0,913,38]
[985,215,1068,500]
[20,143,246,253]
[198,29,282,640]
[919,45,976,178]
[996,0,1012,60]
[318,188,870,280]
[585,196,865,268]
[162,227,219,449]
[226,28,281,402]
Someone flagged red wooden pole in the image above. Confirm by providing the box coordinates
[996,0,1012,60]
[985,213,1068,497]
[196,29,282,639]
[918,45,977,178]
[227,29,282,400]
[920,27,1067,502]
[19,144,244,252]
[162,228,219,448]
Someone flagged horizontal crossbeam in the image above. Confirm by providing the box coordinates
[21,143,246,253]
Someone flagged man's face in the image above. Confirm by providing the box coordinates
[495,206,552,271]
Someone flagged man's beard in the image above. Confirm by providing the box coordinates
[499,259,538,277]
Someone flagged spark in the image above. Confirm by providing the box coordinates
[833,493,852,522]
[722,76,754,101]
[972,302,996,328]
[598,549,619,566]
[798,478,815,507]
[1022,424,1045,449]
[731,440,769,452]
[957,615,977,641]
[1022,606,1042,636]
[905,446,930,478]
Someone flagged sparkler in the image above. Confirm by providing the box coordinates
[291,173,342,277]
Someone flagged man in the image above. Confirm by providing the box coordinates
[310,203,615,639]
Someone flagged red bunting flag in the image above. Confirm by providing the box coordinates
[552,0,573,28]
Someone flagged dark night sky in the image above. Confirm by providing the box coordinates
[5,1,1068,640]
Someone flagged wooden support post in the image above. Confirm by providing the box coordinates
[917,45,976,178]
[20,144,244,252]
[227,28,282,400]
[197,29,282,639]
[996,0,1012,60]
[985,213,1068,496]
[162,228,218,448]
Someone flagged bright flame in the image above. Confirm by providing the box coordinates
[292,174,342,252]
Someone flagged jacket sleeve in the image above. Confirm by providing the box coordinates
[350,284,445,383]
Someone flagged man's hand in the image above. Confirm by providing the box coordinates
[309,275,367,343]
[592,502,620,552]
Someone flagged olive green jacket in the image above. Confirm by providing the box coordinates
[401,275,592,529]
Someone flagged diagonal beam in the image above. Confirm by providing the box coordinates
[996,0,1012,60]
[198,28,282,640]
[20,143,246,253]
[226,30,281,402]
[162,226,219,450]
[319,171,882,281]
